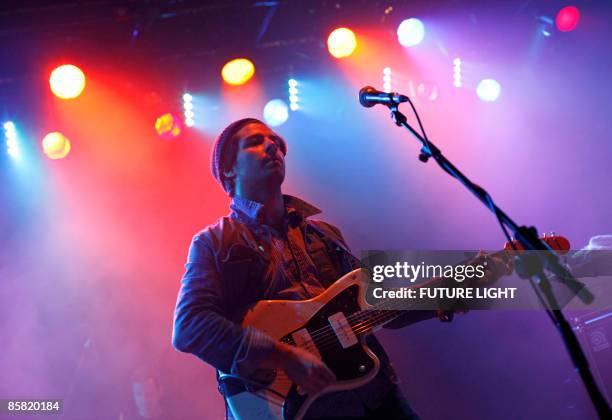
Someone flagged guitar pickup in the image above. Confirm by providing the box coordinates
[291,328,322,359]
[328,312,358,349]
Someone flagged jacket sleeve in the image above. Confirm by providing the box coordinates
[172,233,276,375]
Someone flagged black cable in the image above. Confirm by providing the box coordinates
[405,96,430,143]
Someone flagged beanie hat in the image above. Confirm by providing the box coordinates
[210,118,287,193]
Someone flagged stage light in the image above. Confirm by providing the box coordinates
[288,79,299,111]
[182,92,195,127]
[49,64,86,99]
[155,113,181,138]
[327,28,357,58]
[556,6,580,32]
[538,16,554,37]
[221,58,255,85]
[453,58,462,88]
[263,99,289,127]
[397,18,425,47]
[4,121,19,158]
[476,79,501,102]
[42,131,71,159]
[416,82,439,102]
[382,67,392,93]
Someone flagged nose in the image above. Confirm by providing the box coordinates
[264,137,280,156]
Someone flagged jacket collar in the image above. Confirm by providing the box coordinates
[230,194,321,224]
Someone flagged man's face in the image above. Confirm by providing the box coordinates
[225,122,286,192]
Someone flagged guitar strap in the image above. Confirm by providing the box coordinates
[305,220,363,273]
[305,220,350,252]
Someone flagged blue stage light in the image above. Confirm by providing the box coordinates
[263,99,289,127]
[288,80,299,111]
[4,121,19,159]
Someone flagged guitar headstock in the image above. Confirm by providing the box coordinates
[503,234,570,254]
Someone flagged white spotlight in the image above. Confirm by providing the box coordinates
[183,92,195,127]
[4,121,19,159]
[476,79,501,102]
[452,57,462,88]
[382,67,392,92]
[397,18,425,47]
[288,79,299,111]
[263,99,289,127]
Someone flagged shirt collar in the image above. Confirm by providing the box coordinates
[230,194,321,224]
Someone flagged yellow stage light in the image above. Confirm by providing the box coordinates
[221,58,255,85]
[327,28,357,58]
[155,113,181,138]
[49,64,86,99]
[42,132,71,159]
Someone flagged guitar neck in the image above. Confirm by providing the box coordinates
[350,276,443,335]
[351,249,513,334]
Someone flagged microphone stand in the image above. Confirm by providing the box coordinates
[384,103,611,419]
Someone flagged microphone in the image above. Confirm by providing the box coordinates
[359,86,409,108]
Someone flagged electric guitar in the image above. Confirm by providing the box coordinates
[221,236,570,420]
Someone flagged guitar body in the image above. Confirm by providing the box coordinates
[223,269,380,420]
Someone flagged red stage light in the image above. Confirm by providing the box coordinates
[556,6,580,32]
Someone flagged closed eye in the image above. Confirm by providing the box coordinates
[243,134,264,147]
[270,135,284,152]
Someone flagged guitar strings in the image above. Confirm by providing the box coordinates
[277,301,408,356]
[235,286,436,403]
[298,290,416,348]
[304,267,460,343]
[257,253,517,391]
[301,252,509,346]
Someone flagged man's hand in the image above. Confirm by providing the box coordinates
[469,250,514,287]
[273,342,336,395]
[436,250,513,321]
